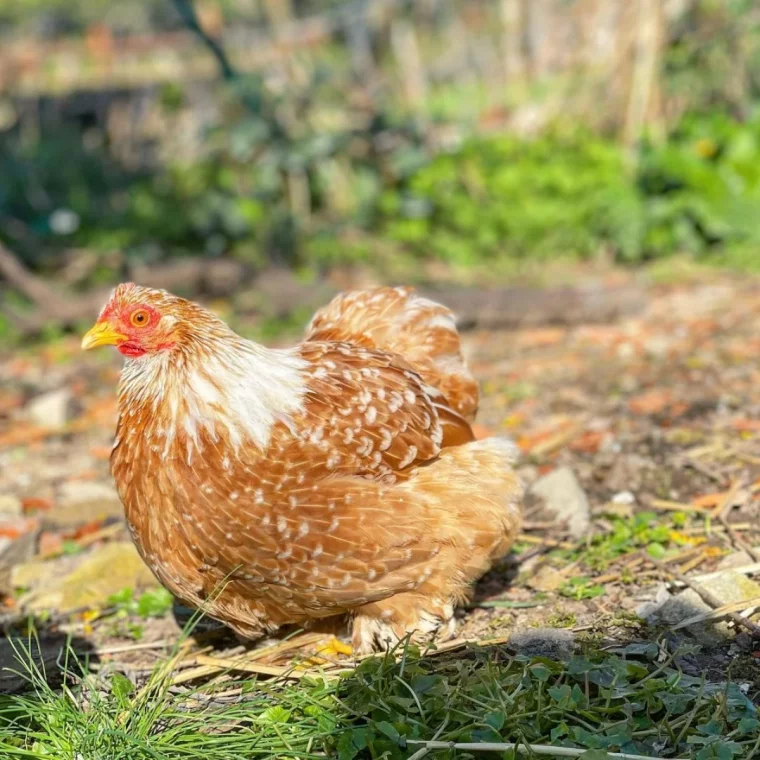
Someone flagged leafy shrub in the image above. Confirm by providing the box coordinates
[376,114,760,268]
[377,129,645,265]
[638,109,760,262]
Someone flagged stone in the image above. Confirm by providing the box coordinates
[716,550,760,571]
[20,542,156,614]
[528,467,591,538]
[509,628,576,660]
[603,454,651,494]
[58,481,119,507]
[25,389,80,429]
[636,571,760,647]
[0,495,22,518]
[525,565,566,592]
[46,481,124,528]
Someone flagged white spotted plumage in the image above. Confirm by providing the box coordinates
[103,283,522,654]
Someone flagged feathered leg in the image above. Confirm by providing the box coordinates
[351,437,523,654]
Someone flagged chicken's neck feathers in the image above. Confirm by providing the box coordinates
[117,333,308,459]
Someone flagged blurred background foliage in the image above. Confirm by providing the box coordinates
[1,0,760,287]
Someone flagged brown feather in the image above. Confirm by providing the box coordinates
[103,284,522,652]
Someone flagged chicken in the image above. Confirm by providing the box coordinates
[82,283,522,653]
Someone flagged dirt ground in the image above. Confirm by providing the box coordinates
[1,271,760,692]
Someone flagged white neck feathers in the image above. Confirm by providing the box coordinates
[118,338,307,461]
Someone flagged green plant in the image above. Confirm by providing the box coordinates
[107,587,174,618]
[553,511,690,573]
[378,129,645,265]
[2,635,759,759]
[638,109,760,265]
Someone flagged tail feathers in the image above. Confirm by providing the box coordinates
[400,435,523,574]
[351,435,523,653]
[305,286,479,420]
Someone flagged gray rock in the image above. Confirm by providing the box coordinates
[509,628,576,660]
[49,481,123,528]
[58,480,119,507]
[19,541,156,614]
[528,467,590,538]
[716,550,760,571]
[25,389,79,429]
[604,454,653,493]
[637,571,760,646]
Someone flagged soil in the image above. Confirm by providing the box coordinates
[1,271,759,691]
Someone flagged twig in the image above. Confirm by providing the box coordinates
[517,534,576,550]
[170,632,327,685]
[89,639,176,656]
[681,457,728,486]
[711,478,747,519]
[690,562,760,584]
[681,523,753,535]
[718,517,760,562]
[649,557,760,637]
[170,0,236,81]
[0,240,73,319]
[169,0,285,139]
[530,423,583,457]
[0,244,250,337]
[677,551,709,575]
[195,654,339,681]
[648,499,709,514]
[522,521,558,531]
[405,740,686,760]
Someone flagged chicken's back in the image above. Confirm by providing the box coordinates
[305,286,478,421]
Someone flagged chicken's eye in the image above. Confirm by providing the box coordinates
[131,309,149,327]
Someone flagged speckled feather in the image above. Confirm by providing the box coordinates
[104,283,522,652]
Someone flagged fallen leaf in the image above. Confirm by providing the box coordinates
[691,492,728,509]
[66,520,106,540]
[0,518,39,540]
[628,389,673,415]
[21,497,53,514]
[569,430,606,454]
[0,424,53,449]
[732,419,760,433]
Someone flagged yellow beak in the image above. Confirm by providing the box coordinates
[81,321,127,350]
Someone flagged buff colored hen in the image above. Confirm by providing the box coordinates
[82,284,522,653]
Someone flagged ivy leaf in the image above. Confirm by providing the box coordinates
[738,717,760,735]
[259,706,291,724]
[373,721,401,743]
[485,711,506,731]
[110,673,134,704]
[136,588,173,618]
[337,731,359,760]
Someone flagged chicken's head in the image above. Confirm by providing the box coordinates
[81,282,210,357]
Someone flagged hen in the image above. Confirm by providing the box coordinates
[82,283,522,653]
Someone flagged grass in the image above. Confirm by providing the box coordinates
[1,631,759,759]
[3,508,757,758]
